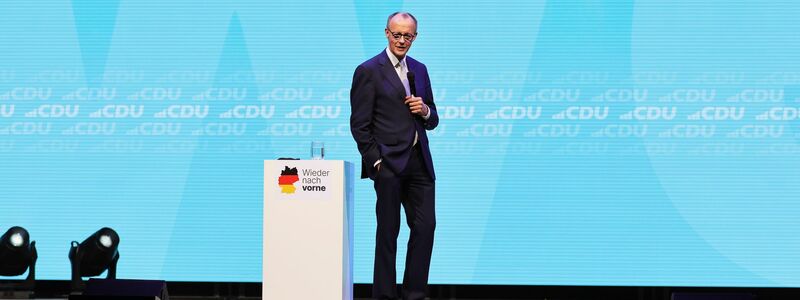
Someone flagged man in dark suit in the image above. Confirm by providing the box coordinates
[349,12,439,300]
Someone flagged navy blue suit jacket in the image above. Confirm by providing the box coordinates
[350,51,439,180]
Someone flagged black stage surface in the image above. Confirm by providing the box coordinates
[2,281,799,300]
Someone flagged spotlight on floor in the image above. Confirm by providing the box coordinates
[69,227,120,291]
[0,226,37,290]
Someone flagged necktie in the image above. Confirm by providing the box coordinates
[397,61,419,146]
[396,62,411,97]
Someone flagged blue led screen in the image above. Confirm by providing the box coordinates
[0,0,798,287]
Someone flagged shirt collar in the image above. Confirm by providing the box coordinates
[385,47,406,69]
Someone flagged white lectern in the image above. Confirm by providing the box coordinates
[263,160,354,300]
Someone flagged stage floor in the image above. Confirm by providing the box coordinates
[2,298,512,300]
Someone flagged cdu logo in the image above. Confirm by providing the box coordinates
[278,166,299,194]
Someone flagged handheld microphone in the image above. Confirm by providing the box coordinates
[407,71,424,121]
[407,71,416,96]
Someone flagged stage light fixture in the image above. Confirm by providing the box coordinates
[69,227,120,291]
[0,226,37,289]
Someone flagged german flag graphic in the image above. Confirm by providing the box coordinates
[278,166,299,194]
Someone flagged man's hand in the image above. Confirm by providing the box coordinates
[405,96,428,116]
[376,163,381,172]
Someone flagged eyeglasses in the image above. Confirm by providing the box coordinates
[386,29,417,42]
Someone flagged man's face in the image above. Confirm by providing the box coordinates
[385,16,417,59]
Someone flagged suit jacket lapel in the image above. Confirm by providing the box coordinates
[379,52,407,100]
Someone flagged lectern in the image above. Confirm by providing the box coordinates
[263,160,354,300]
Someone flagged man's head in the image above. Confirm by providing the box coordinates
[385,12,418,60]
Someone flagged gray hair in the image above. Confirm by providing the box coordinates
[386,11,418,29]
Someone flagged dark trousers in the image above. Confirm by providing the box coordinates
[372,145,436,300]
